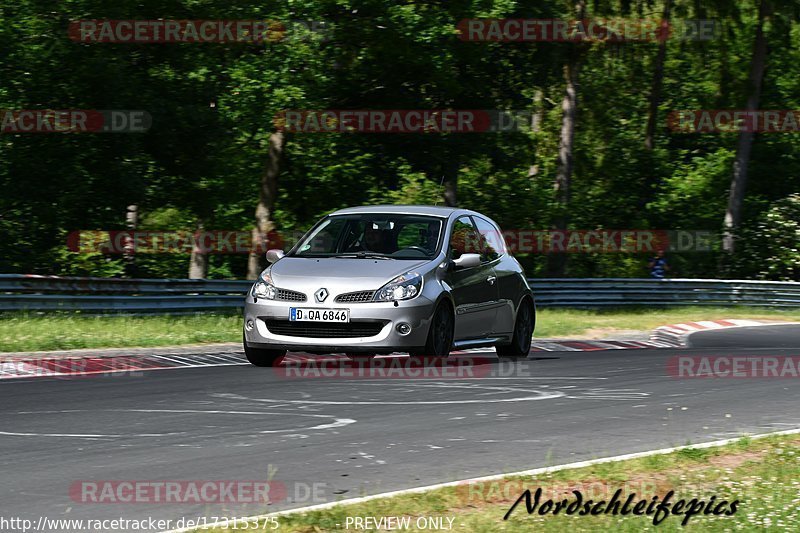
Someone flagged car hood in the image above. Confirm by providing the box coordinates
[269,257,431,294]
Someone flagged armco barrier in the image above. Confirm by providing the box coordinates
[0,274,798,313]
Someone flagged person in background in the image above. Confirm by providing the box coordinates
[648,249,670,279]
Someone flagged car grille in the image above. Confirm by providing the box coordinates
[276,288,306,302]
[263,320,386,338]
[334,290,375,303]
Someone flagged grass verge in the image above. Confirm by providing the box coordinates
[1,307,798,353]
[201,432,800,532]
[0,313,243,352]
[536,307,800,338]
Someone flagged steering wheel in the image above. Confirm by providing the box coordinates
[402,246,430,255]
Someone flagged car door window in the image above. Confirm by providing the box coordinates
[474,216,504,262]
[449,216,480,260]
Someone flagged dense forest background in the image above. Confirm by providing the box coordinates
[1,0,798,280]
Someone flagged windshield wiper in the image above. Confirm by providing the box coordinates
[333,252,394,260]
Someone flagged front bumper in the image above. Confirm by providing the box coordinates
[243,294,436,354]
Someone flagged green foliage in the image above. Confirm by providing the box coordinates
[733,193,800,280]
[675,447,711,462]
[370,168,444,206]
[0,1,798,280]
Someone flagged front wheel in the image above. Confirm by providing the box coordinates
[410,302,454,358]
[243,334,286,367]
[496,298,534,359]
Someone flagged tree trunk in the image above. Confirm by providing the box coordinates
[442,157,459,207]
[644,0,671,151]
[247,131,285,279]
[722,0,770,253]
[554,58,579,210]
[546,0,585,277]
[528,88,544,178]
[188,220,209,279]
[123,204,138,278]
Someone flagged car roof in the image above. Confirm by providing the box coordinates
[330,205,466,218]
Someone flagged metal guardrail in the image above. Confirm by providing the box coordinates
[1,274,799,313]
[0,275,250,313]
[531,278,800,308]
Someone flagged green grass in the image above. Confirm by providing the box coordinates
[0,306,798,352]
[533,307,800,338]
[201,433,800,532]
[0,313,243,352]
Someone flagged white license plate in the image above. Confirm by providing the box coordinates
[289,308,350,323]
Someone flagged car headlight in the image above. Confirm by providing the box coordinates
[373,271,423,302]
[252,268,277,300]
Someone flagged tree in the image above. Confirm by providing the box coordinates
[546,0,586,276]
[247,132,285,279]
[722,0,771,253]
[644,0,671,151]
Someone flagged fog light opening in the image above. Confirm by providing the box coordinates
[396,322,412,336]
[245,319,255,331]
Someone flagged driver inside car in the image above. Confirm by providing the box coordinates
[349,222,396,254]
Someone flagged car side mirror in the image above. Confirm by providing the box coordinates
[451,253,480,270]
[265,249,285,264]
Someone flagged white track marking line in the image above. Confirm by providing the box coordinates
[643,340,678,348]
[696,320,725,329]
[0,431,183,438]
[529,342,581,351]
[200,354,245,364]
[655,326,688,335]
[0,409,354,439]
[727,319,762,326]
[581,341,626,350]
[214,389,564,405]
[147,354,197,366]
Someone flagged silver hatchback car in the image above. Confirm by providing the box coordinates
[243,205,535,366]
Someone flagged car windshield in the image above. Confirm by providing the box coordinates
[289,214,444,259]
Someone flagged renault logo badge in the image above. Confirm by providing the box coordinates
[315,288,329,303]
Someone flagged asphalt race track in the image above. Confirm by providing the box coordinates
[1,325,799,532]
[688,322,800,348]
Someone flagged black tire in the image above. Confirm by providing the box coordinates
[410,301,454,358]
[243,334,286,367]
[496,298,534,359]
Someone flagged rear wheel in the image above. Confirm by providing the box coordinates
[410,302,454,358]
[243,333,286,367]
[496,298,534,359]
